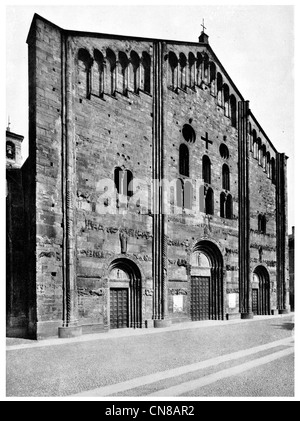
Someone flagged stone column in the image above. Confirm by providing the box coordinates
[238,100,253,319]
[152,41,170,328]
[58,35,82,338]
[276,153,290,314]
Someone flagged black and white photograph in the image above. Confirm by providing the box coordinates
[3,1,297,403]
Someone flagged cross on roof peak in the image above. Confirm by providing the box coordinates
[7,116,11,132]
[201,18,207,33]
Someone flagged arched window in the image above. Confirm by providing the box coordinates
[118,51,129,95]
[78,48,93,98]
[261,215,267,234]
[179,53,187,90]
[130,51,140,93]
[223,84,230,117]
[271,158,276,184]
[199,184,205,213]
[106,48,117,95]
[176,179,184,208]
[114,167,133,199]
[169,52,178,89]
[182,124,196,144]
[196,53,203,85]
[261,145,267,170]
[141,52,151,94]
[222,164,230,191]
[258,214,262,232]
[217,73,223,106]
[183,180,193,210]
[124,170,133,198]
[220,192,226,218]
[114,167,123,194]
[203,53,209,83]
[226,194,233,219]
[257,138,262,165]
[188,52,196,88]
[179,144,189,176]
[202,155,211,184]
[230,95,237,128]
[205,188,214,215]
[209,62,216,95]
[220,143,229,159]
[6,141,15,160]
[248,123,253,152]
[93,49,104,97]
[253,130,258,158]
[258,214,267,234]
[266,152,271,178]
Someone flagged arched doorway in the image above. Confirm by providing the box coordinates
[109,258,142,329]
[252,266,270,316]
[190,240,224,320]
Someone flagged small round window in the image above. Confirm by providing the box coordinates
[182,124,196,144]
[219,143,229,159]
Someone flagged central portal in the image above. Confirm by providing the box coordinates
[109,258,142,329]
[190,240,224,321]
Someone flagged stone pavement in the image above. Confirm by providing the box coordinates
[6,313,294,398]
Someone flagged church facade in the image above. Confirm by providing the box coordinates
[6,14,290,339]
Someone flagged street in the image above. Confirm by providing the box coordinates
[6,314,294,398]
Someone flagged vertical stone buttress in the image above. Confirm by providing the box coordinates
[152,41,170,328]
[276,153,290,313]
[58,34,82,337]
[238,100,253,319]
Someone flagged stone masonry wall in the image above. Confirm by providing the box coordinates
[24,15,285,337]
[162,42,241,321]
[73,36,154,331]
[28,17,64,338]
[248,118,277,310]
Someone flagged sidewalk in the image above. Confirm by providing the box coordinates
[6,313,294,397]
[6,312,294,351]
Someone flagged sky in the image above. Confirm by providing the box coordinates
[4,2,296,232]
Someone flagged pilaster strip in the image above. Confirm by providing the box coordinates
[61,34,78,327]
[238,100,251,316]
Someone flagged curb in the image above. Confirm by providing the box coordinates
[6,312,294,352]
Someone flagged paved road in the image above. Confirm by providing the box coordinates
[6,314,294,398]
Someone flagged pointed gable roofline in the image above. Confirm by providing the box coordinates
[27,13,282,154]
[27,14,244,100]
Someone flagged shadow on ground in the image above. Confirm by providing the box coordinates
[272,322,294,331]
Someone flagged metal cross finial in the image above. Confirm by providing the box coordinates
[201,18,206,33]
[7,115,11,132]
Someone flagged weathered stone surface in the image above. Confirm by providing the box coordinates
[6,15,289,339]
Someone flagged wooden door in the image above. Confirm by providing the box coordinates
[252,289,259,315]
[191,276,210,321]
[110,288,129,329]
